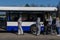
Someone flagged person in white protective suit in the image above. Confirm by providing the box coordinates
[48,15,53,34]
[36,17,41,36]
[48,15,52,26]
[18,16,24,35]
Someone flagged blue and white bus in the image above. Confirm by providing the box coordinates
[0,7,57,33]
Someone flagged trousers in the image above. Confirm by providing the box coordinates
[18,24,23,35]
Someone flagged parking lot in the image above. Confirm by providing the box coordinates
[0,32,60,40]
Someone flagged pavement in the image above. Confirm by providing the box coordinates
[0,28,60,40]
[0,32,60,40]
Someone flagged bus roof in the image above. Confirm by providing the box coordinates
[0,7,57,11]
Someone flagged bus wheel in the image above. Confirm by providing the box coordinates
[30,24,37,35]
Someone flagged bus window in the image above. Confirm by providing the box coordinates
[21,12,45,22]
[29,14,37,21]
[22,13,37,22]
[7,11,19,21]
[7,11,45,22]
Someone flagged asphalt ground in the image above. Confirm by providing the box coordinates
[0,32,60,40]
[0,28,60,40]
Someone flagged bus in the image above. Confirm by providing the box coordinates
[0,7,57,34]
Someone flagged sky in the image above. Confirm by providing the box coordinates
[0,0,59,6]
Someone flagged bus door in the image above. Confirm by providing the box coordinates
[0,12,6,30]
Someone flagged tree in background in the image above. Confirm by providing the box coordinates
[25,4,30,7]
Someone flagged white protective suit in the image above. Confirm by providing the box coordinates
[36,17,41,35]
[18,17,23,35]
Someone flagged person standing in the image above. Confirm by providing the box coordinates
[36,17,41,36]
[18,16,24,35]
[48,15,52,26]
[56,17,60,36]
[44,18,48,35]
[52,17,56,34]
[48,15,53,34]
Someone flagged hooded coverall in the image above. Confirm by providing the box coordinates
[18,17,23,35]
[36,17,41,35]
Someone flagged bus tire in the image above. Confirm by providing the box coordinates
[30,24,37,34]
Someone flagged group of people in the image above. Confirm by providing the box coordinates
[36,15,60,36]
[44,15,60,36]
[17,14,60,36]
